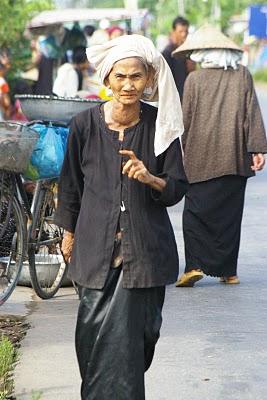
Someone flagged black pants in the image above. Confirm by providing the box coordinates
[76,267,165,400]
[183,175,247,277]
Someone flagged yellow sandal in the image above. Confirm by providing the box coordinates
[176,270,204,287]
[219,276,240,284]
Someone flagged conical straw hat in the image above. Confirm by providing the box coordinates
[172,25,242,57]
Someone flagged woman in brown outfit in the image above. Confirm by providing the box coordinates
[173,25,267,287]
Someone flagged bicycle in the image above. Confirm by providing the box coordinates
[0,122,68,305]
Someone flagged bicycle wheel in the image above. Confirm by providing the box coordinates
[28,181,68,299]
[0,175,26,305]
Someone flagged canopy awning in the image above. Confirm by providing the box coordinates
[27,8,149,29]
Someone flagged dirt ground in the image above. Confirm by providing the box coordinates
[0,316,29,348]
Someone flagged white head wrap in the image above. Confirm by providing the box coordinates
[86,34,184,156]
[190,49,242,70]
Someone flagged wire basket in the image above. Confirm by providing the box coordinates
[0,122,39,173]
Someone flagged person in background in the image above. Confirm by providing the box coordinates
[0,56,11,121]
[33,39,55,96]
[89,29,109,46]
[53,46,89,97]
[162,16,195,99]
[106,25,124,40]
[83,25,96,47]
[173,25,267,287]
[11,79,33,122]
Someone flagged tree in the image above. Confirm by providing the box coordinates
[186,0,267,29]
[0,0,54,80]
[150,0,267,35]
[138,0,157,13]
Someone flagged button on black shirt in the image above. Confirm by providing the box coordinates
[54,102,188,289]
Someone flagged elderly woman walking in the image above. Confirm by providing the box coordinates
[54,34,187,399]
[173,25,267,287]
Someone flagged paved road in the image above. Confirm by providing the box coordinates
[3,87,266,399]
[146,175,267,400]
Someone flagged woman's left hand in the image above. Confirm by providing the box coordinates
[119,149,152,184]
[251,153,265,171]
[119,149,166,192]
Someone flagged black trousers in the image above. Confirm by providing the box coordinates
[183,175,247,277]
[75,266,165,400]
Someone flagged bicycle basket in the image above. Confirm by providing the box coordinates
[0,122,39,173]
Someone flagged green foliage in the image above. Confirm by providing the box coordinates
[150,0,267,35]
[139,0,157,13]
[31,390,43,400]
[0,336,16,398]
[253,68,267,83]
[92,0,123,5]
[0,336,15,381]
[217,0,266,30]
[0,0,54,82]
[0,0,54,48]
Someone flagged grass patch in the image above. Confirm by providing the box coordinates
[30,391,43,400]
[253,68,267,83]
[0,336,17,399]
[0,316,30,399]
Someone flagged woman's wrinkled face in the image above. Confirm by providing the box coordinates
[105,57,151,105]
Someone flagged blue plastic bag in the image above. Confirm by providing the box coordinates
[24,124,69,180]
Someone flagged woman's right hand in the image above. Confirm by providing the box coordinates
[61,231,74,263]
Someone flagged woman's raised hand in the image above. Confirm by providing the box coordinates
[119,149,152,184]
[119,149,167,192]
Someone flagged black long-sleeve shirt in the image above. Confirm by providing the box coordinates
[54,102,188,289]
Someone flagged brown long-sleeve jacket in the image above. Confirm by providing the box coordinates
[182,65,267,184]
